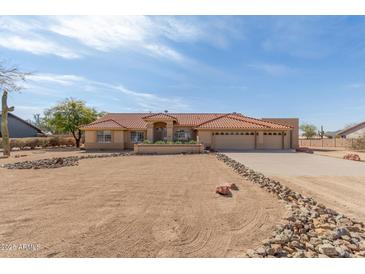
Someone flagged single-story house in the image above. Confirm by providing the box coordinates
[335,121,365,139]
[81,112,299,151]
[0,113,45,138]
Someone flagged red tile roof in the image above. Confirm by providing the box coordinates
[83,113,292,130]
[196,114,291,130]
[82,119,126,129]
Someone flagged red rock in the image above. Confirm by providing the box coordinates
[296,147,314,154]
[343,154,361,161]
[229,183,239,190]
[216,186,231,196]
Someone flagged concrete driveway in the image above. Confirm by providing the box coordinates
[224,151,365,222]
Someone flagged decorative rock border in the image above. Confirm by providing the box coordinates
[1,152,130,170]
[216,153,365,258]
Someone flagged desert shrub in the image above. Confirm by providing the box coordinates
[48,136,61,147]
[1,136,77,150]
[143,140,152,144]
[154,140,165,144]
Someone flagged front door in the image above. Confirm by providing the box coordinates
[154,127,167,141]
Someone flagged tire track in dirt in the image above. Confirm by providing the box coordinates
[0,155,285,257]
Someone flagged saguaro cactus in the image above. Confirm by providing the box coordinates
[1,90,15,157]
[0,62,29,157]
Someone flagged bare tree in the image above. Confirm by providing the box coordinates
[0,62,30,157]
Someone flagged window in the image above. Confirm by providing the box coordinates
[97,131,112,143]
[175,130,191,141]
[131,131,144,143]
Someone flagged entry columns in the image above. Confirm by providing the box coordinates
[147,122,154,142]
[166,121,174,142]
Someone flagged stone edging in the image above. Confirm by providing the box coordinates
[216,153,365,258]
[1,152,130,170]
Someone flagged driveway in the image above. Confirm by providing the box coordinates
[225,151,365,222]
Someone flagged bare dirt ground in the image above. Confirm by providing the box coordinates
[225,152,365,223]
[310,147,365,162]
[0,154,285,258]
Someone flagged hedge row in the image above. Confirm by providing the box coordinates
[0,137,76,149]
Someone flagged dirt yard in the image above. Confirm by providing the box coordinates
[310,148,365,162]
[0,154,285,258]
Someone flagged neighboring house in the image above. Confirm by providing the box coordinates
[336,121,365,139]
[0,113,45,138]
[81,112,299,151]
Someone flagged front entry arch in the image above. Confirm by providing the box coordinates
[153,122,167,142]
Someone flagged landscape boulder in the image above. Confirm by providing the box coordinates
[343,154,361,161]
[295,147,314,154]
[216,186,231,196]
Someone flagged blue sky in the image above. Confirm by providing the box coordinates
[1,16,365,131]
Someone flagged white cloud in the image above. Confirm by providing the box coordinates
[28,74,85,85]
[346,83,365,89]
[0,35,80,59]
[25,72,189,112]
[249,63,295,76]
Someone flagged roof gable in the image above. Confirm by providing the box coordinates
[82,119,126,129]
[142,113,177,121]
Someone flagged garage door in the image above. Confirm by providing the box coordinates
[263,133,283,149]
[213,133,255,150]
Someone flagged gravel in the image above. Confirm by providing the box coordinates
[1,152,130,170]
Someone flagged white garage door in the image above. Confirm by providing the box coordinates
[263,133,283,149]
[213,132,255,150]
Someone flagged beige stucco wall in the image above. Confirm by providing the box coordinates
[197,130,213,148]
[134,144,204,154]
[262,118,299,149]
[84,130,125,150]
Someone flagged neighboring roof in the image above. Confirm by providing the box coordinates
[325,130,341,137]
[83,112,293,131]
[337,121,365,136]
[81,119,126,129]
[0,113,45,135]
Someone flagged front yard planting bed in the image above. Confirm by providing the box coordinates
[134,143,204,154]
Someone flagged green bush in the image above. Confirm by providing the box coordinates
[187,140,197,144]
[154,140,166,144]
[174,140,183,144]
[143,140,152,144]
